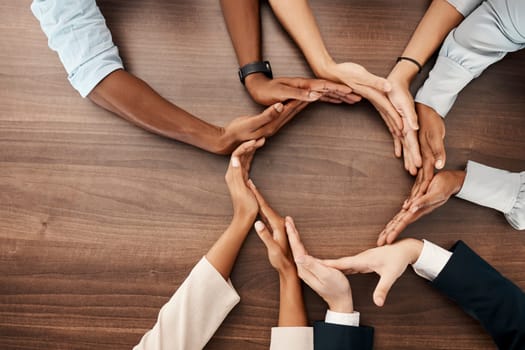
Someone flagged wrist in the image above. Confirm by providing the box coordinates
[451,170,466,194]
[327,294,354,313]
[388,60,418,86]
[231,211,257,230]
[406,238,424,265]
[279,265,300,282]
[312,54,337,80]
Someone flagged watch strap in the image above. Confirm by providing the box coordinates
[238,61,273,85]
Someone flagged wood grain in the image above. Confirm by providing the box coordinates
[1,1,524,349]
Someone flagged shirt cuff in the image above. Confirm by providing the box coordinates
[415,53,473,117]
[324,310,360,327]
[456,161,522,215]
[412,240,452,281]
[270,327,313,350]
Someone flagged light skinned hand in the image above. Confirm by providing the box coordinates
[378,170,466,246]
[324,239,424,307]
[225,139,265,220]
[245,74,362,106]
[249,181,295,274]
[285,217,354,313]
[218,99,310,154]
[408,103,447,198]
[323,62,406,143]
[385,77,422,175]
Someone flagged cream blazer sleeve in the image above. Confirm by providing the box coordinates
[133,257,241,350]
[269,327,313,350]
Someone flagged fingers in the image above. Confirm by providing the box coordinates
[285,216,308,261]
[427,132,446,170]
[247,180,283,234]
[373,274,396,307]
[254,220,276,249]
[378,209,414,246]
[400,104,419,131]
[323,253,371,274]
[404,129,422,171]
[394,136,402,158]
[254,100,310,138]
[276,83,323,102]
[248,102,285,130]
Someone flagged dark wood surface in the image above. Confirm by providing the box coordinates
[1,1,524,349]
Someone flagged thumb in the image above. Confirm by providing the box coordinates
[254,220,274,248]
[373,274,396,307]
[427,131,446,170]
[401,104,419,131]
[249,103,283,129]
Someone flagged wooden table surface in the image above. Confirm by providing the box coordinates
[1,1,524,349]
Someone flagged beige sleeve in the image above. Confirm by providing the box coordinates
[269,327,313,350]
[133,257,241,350]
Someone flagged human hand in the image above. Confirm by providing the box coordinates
[319,61,405,148]
[408,103,447,197]
[245,73,362,106]
[324,239,423,307]
[285,217,353,313]
[386,71,422,175]
[217,100,309,155]
[249,180,295,274]
[225,139,265,221]
[377,170,466,246]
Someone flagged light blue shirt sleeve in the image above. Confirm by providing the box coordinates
[446,0,483,17]
[31,0,124,97]
[415,0,525,117]
[456,161,525,230]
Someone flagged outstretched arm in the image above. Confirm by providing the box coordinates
[134,140,264,350]
[31,0,309,155]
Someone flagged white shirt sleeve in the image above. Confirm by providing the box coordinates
[31,0,124,97]
[133,257,240,350]
[325,310,360,327]
[415,0,525,117]
[270,327,313,350]
[412,240,453,281]
[456,161,525,230]
[445,0,483,17]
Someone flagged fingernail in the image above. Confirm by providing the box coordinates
[231,156,240,168]
[308,91,322,100]
[273,103,283,112]
[254,221,265,232]
[410,206,419,213]
[435,159,443,169]
[247,179,255,188]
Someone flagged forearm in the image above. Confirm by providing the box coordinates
[278,271,308,326]
[268,0,333,78]
[220,0,262,66]
[88,70,225,154]
[206,213,256,280]
[390,0,464,84]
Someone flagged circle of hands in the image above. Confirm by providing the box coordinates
[223,60,463,309]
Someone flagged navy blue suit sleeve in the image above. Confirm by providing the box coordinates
[313,321,374,350]
[432,241,525,350]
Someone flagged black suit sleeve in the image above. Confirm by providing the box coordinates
[313,321,374,350]
[432,241,525,350]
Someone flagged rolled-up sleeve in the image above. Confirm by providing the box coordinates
[31,0,124,97]
[415,0,525,117]
[133,257,241,350]
[446,0,483,17]
[456,161,525,230]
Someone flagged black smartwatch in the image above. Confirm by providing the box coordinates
[238,61,273,85]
